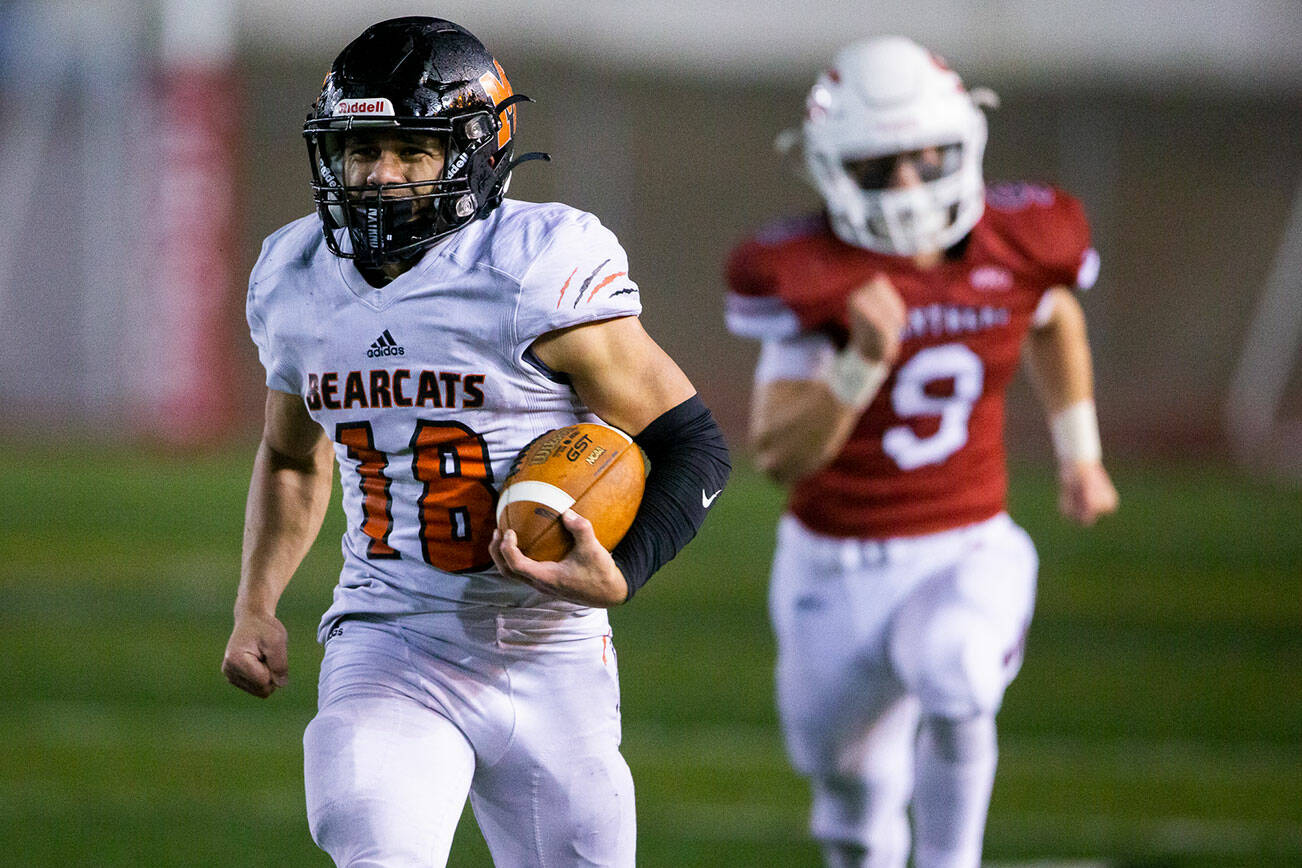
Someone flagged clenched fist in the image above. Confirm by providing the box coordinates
[846,275,908,364]
[222,610,290,698]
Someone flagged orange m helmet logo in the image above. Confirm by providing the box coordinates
[478,60,515,150]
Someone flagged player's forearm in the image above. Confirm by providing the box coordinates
[236,439,334,617]
[1025,292,1107,465]
[751,382,859,484]
[1024,290,1095,413]
[612,394,731,599]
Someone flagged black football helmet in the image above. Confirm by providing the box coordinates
[303,17,547,266]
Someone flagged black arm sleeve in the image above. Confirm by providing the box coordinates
[610,394,731,600]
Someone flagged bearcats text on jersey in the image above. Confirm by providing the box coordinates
[306,369,486,411]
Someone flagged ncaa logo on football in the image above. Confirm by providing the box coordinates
[970,266,1013,291]
[334,97,395,117]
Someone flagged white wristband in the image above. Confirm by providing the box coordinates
[826,346,889,409]
[1050,400,1102,463]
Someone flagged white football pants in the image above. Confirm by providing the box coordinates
[769,512,1037,868]
[303,609,635,867]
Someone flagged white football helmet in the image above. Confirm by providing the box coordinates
[800,36,994,255]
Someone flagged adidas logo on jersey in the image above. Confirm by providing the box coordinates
[367,329,405,357]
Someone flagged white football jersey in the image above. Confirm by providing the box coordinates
[246,199,642,638]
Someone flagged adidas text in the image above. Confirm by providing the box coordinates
[368,329,404,357]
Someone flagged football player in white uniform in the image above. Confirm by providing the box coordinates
[220,17,730,867]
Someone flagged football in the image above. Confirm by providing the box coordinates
[496,423,647,561]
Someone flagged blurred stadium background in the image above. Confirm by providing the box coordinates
[1,1,1298,865]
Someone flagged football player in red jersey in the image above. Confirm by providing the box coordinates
[725,36,1117,868]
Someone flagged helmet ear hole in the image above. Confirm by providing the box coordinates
[459,114,492,144]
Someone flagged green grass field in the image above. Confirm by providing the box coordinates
[1,445,1298,867]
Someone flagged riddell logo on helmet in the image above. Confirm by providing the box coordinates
[334,98,395,116]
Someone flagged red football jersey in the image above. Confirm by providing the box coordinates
[726,182,1098,539]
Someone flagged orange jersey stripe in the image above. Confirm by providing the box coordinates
[586,271,628,303]
[556,267,579,309]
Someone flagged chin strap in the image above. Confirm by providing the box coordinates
[474,150,551,218]
[468,93,553,217]
[502,150,551,171]
[491,94,551,179]
[497,150,552,179]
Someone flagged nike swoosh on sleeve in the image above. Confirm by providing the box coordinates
[701,489,722,508]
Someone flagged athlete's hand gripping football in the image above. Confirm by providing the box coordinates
[847,274,908,365]
[222,610,290,698]
[490,510,629,607]
[1057,460,1119,527]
